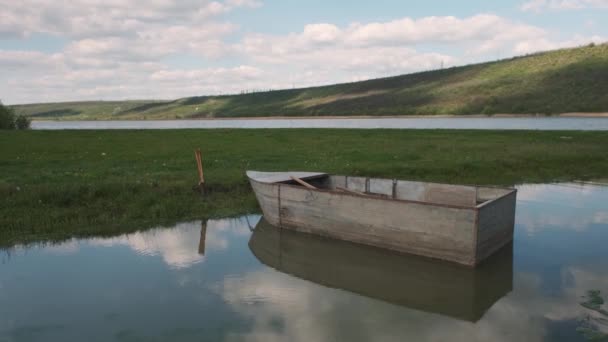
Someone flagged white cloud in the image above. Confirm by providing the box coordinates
[514,35,605,54]
[301,24,342,43]
[241,14,544,58]
[229,14,552,92]
[344,15,544,46]
[150,65,263,82]
[1,2,606,104]
[0,0,257,38]
[0,50,62,69]
[63,22,236,61]
[521,0,608,12]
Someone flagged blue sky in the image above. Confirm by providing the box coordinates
[1,0,606,104]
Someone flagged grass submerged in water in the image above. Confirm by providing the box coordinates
[1,128,608,246]
[578,290,608,341]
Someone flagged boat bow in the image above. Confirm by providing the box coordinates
[246,170,327,183]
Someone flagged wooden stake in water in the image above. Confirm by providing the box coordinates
[194,149,205,193]
[199,221,207,255]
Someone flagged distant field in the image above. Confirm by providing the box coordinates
[2,129,608,246]
[12,44,608,120]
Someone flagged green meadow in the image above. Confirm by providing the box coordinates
[2,129,608,247]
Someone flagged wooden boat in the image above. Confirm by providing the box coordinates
[249,218,513,322]
[247,171,517,267]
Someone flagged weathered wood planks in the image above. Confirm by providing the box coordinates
[247,171,517,266]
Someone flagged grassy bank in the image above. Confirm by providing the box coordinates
[13,44,608,119]
[2,129,608,246]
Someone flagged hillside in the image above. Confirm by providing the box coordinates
[13,44,608,120]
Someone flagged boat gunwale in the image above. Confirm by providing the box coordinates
[247,170,515,194]
[248,175,510,211]
[475,188,518,209]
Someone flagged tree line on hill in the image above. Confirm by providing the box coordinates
[0,101,30,130]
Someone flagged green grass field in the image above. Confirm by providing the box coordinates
[12,44,608,119]
[2,129,608,247]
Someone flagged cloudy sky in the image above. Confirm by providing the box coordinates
[1,0,607,104]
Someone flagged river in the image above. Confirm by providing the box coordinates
[31,117,608,130]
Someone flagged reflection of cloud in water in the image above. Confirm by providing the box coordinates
[216,269,546,342]
[203,215,258,252]
[7,239,80,256]
[216,264,608,342]
[595,212,608,224]
[89,222,205,268]
[516,183,602,204]
[86,215,260,269]
[517,210,608,234]
[516,183,608,235]
[39,239,80,255]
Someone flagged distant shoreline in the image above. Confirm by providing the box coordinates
[31,113,608,122]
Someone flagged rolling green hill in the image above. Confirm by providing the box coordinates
[12,44,608,120]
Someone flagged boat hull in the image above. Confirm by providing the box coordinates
[248,172,516,267]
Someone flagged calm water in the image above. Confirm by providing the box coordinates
[1,183,608,341]
[31,117,608,130]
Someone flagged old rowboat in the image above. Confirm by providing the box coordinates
[247,171,517,267]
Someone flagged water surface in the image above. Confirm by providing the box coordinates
[1,183,608,341]
[32,117,608,130]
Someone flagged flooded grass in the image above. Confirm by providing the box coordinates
[2,129,608,246]
[578,291,608,341]
[582,290,606,311]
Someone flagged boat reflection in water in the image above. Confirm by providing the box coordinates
[248,218,513,322]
